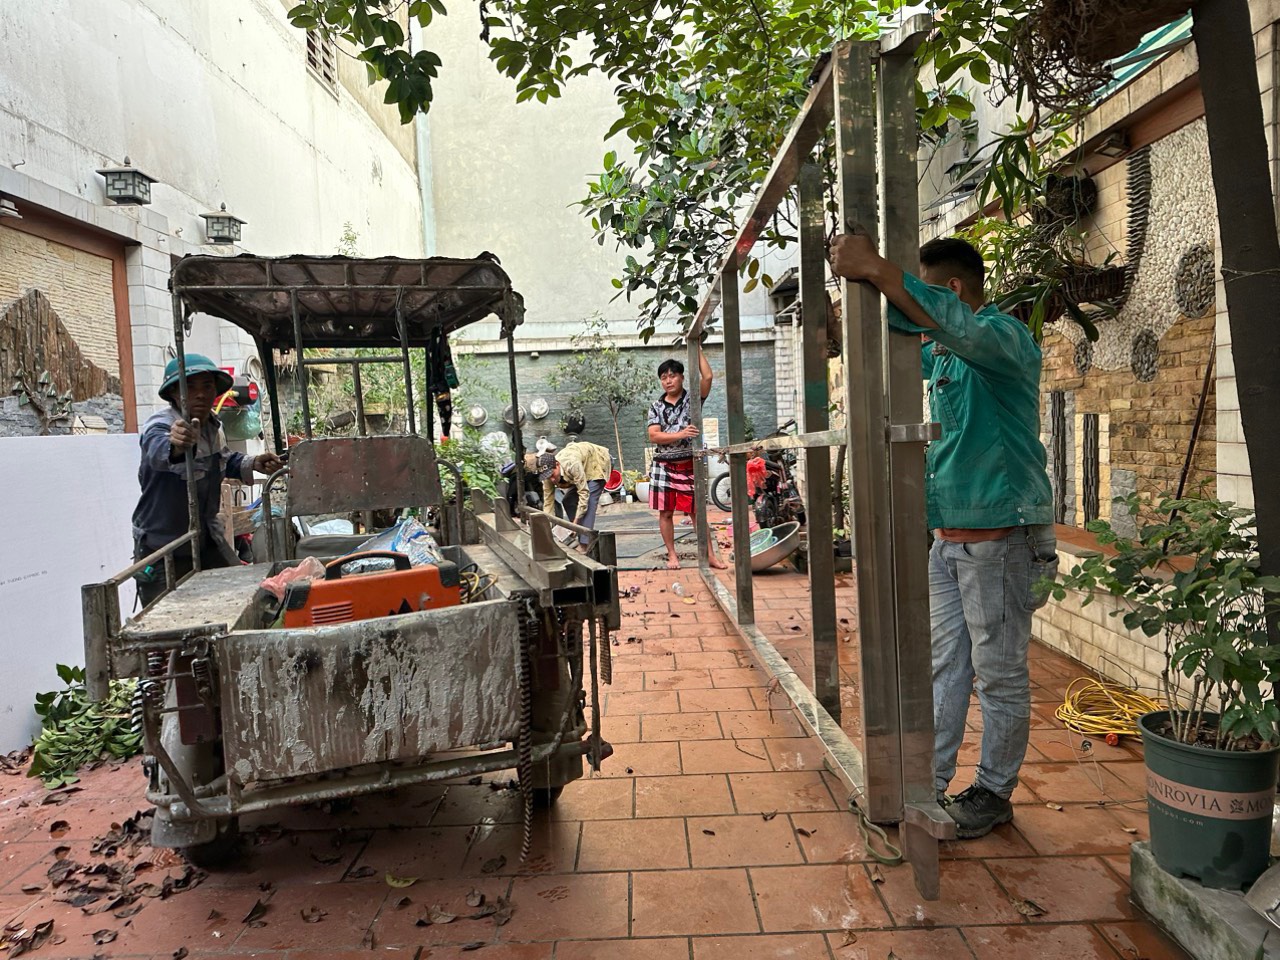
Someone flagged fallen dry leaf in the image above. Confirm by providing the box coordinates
[838,930,859,947]
[361,929,376,949]
[20,884,43,894]
[173,949,189,960]
[429,905,457,924]
[682,597,697,605]
[494,897,514,927]
[869,865,885,884]
[301,907,327,923]
[466,890,485,908]
[795,827,815,838]
[242,899,270,924]
[348,866,377,879]
[1012,897,1047,918]
[481,856,506,874]
[462,943,486,952]
[394,896,412,909]
[310,851,343,866]
[385,874,418,888]
[91,929,118,945]
[1122,827,1139,835]
[207,910,223,921]
[761,811,778,821]
[114,903,145,919]
[1045,803,1064,812]
[52,846,71,861]
[48,821,70,838]
[702,829,716,836]
[468,903,497,920]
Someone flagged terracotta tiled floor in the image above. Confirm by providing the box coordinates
[0,568,1191,959]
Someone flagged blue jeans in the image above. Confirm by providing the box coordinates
[562,479,606,545]
[930,525,1058,799]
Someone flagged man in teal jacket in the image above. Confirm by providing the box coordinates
[829,233,1058,838]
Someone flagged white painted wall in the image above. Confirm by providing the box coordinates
[424,16,635,341]
[0,0,426,420]
[0,435,140,753]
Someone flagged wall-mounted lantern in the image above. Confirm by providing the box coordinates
[95,157,157,205]
[200,203,247,244]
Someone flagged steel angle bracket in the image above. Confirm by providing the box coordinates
[901,800,958,901]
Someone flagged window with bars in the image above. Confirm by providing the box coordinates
[306,29,338,91]
[1050,391,1067,525]
[1082,413,1100,525]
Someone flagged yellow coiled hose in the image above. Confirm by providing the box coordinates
[1054,677,1162,742]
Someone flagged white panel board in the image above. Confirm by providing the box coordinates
[0,435,139,752]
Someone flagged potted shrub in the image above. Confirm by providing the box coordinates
[1054,493,1280,889]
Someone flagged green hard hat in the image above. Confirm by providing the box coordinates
[158,354,233,401]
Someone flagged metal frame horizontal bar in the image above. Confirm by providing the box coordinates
[705,428,847,458]
[690,59,836,337]
[700,572,865,803]
[153,738,594,819]
[105,532,199,588]
[300,355,408,366]
[172,283,504,294]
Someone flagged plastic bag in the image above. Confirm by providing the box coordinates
[221,404,262,441]
[259,556,326,600]
[346,517,444,573]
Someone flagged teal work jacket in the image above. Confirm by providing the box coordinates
[888,273,1054,531]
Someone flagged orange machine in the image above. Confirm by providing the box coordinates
[282,551,462,627]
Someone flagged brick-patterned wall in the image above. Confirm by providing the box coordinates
[1041,312,1216,517]
[0,224,118,376]
[1033,553,1165,699]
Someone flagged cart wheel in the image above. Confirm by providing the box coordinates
[533,786,564,808]
[181,817,241,869]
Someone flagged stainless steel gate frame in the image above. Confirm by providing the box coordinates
[685,20,956,900]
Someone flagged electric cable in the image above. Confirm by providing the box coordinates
[1055,676,1162,744]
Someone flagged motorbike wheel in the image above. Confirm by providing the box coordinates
[710,473,733,511]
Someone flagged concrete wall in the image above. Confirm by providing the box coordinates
[0,435,140,753]
[0,0,425,423]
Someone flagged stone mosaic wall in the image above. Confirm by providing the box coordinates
[1040,118,1217,521]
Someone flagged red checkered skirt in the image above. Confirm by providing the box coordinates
[649,458,695,513]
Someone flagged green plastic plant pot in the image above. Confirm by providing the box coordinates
[1139,710,1279,890]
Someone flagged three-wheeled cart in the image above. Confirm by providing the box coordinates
[81,254,618,864]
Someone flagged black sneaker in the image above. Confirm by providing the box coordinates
[945,785,1013,839]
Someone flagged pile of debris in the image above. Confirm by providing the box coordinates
[2,810,206,957]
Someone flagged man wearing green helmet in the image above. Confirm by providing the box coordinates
[130,354,284,606]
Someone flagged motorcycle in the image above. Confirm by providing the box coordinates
[710,418,806,528]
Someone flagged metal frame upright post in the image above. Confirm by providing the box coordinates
[879,24,953,901]
[720,263,755,622]
[834,38,903,824]
[798,163,839,718]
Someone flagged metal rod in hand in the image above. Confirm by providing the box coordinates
[171,295,202,573]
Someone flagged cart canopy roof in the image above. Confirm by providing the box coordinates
[170,254,524,348]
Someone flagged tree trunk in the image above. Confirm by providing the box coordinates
[1192,0,1280,628]
[611,411,626,475]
